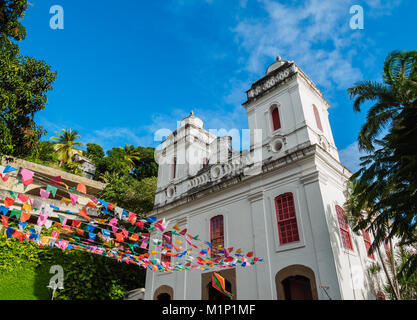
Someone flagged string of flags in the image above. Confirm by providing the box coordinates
[0,164,263,272]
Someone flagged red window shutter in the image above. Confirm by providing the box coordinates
[210,215,224,257]
[161,231,172,264]
[336,205,353,251]
[275,193,299,245]
[271,106,281,131]
[172,157,177,179]
[362,229,375,259]
[312,104,323,131]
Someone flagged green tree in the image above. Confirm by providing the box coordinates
[345,179,401,299]
[131,146,158,180]
[50,129,84,166]
[121,144,141,170]
[0,0,57,157]
[100,174,156,217]
[24,140,58,165]
[84,143,105,165]
[347,50,417,279]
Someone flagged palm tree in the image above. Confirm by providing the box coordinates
[345,180,402,299]
[51,129,85,166]
[348,50,417,152]
[347,50,417,282]
[121,144,141,170]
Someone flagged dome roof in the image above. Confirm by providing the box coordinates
[266,56,286,75]
[180,111,204,128]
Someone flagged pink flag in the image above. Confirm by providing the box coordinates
[70,194,78,206]
[140,240,148,249]
[155,222,166,232]
[40,189,50,200]
[37,210,49,226]
[20,168,34,182]
[108,218,117,226]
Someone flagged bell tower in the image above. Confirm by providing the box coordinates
[243,56,340,163]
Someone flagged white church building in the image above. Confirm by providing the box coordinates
[144,57,386,300]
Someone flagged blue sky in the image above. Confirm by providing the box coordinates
[18,0,416,171]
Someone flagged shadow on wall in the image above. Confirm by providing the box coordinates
[326,204,376,300]
[325,204,343,299]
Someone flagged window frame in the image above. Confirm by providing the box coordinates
[361,228,375,260]
[161,231,173,264]
[312,104,323,132]
[172,157,177,179]
[274,192,300,245]
[210,215,224,258]
[335,205,354,251]
[271,104,282,132]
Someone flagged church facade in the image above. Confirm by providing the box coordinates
[144,58,384,300]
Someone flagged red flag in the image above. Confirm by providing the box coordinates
[76,182,87,194]
[20,211,31,223]
[4,197,14,208]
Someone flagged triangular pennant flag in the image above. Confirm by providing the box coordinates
[50,176,62,185]
[46,185,58,198]
[17,194,28,203]
[39,189,50,200]
[20,168,34,182]
[79,208,91,221]
[22,178,33,186]
[10,209,21,219]
[60,197,72,206]
[69,194,78,206]
[76,182,87,194]
[4,197,15,208]
[3,165,18,174]
[8,191,17,200]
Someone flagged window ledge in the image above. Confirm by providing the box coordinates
[275,241,305,253]
[342,248,357,257]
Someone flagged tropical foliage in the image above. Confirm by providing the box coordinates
[345,50,417,298]
[0,235,145,300]
[50,129,84,166]
[0,0,57,157]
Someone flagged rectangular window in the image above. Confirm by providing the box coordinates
[210,215,224,258]
[313,104,323,132]
[275,193,300,245]
[172,157,177,179]
[362,229,375,259]
[336,205,354,251]
[271,105,281,131]
[161,231,172,264]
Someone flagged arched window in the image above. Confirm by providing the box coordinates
[172,157,177,179]
[336,205,353,251]
[161,231,172,264]
[210,215,224,257]
[362,229,375,259]
[275,193,299,245]
[271,105,281,131]
[312,104,323,131]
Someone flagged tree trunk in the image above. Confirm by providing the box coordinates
[371,229,399,300]
[389,238,402,300]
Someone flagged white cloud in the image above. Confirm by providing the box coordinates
[232,0,366,90]
[338,141,366,172]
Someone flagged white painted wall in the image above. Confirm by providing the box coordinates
[145,60,383,300]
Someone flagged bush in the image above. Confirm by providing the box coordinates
[0,235,146,300]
